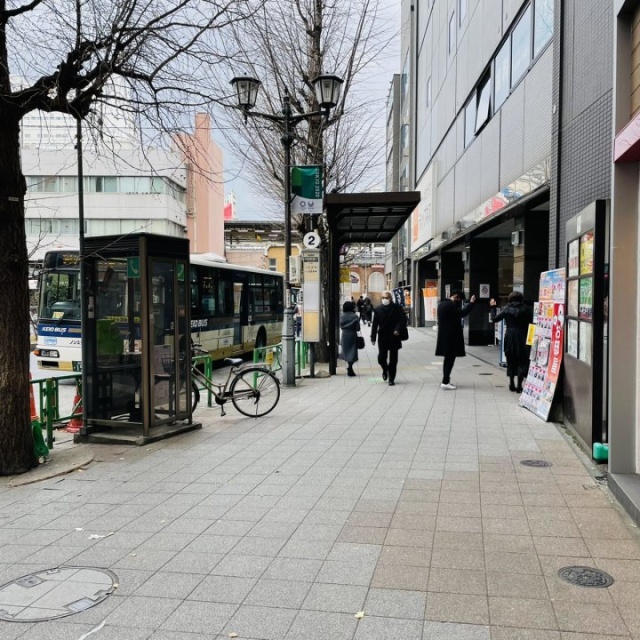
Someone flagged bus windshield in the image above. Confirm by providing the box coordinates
[39,271,81,321]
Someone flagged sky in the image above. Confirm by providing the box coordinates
[220,0,403,221]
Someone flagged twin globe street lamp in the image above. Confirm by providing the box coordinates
[230,74,344,386]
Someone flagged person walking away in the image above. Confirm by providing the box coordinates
[340,300,360,377]
[356,295,365,322]
[489,292,533,392]
[371,290,406,386]
[436,289,477,390]
[363,297,373,326]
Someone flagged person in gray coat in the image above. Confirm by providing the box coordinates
[340,300,360,376]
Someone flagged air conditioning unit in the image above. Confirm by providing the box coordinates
[511,230,523,246]
[289,256,301,285]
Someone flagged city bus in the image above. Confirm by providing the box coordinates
[34,248,284,371]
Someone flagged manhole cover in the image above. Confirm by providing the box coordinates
[558,566,614,588]
[520,459,552,468]
[0,567,118,622]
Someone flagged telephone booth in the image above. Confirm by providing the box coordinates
[79,233,200,444]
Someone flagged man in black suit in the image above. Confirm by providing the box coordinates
[436,289,477,390]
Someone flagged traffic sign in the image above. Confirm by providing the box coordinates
[303,232,321,249]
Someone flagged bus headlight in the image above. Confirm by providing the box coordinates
[39,349,60,358]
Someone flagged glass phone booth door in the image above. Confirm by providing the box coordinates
[150,259,189,426]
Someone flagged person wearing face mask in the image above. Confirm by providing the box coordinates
[371,290,406,386]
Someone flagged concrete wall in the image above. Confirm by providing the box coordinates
[412,0,553,247]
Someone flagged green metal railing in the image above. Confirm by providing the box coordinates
[253,340,310,377]
[31,373,82,454]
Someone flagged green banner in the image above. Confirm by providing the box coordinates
[291,165,323,215]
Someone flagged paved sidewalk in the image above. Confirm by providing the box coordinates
[1,327,640,639]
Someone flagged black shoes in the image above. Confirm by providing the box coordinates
[382,371,388,381]
[347,368,356,377]
[388,381,395,386]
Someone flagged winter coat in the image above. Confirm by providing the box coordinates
[371,302,405,350]
[490,302,533,376]
[363,299,373,322]
[340,311,360,363]
[435,298,475,357]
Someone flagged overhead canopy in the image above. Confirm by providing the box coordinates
[325,191,421,243]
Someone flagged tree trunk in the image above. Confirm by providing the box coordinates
[0,111,35,475]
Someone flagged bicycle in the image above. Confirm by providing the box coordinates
[190,346,280,418]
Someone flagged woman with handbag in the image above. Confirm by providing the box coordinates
[340,300,361,377]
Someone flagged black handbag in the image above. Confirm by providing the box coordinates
[398,321,409,341]
[356,333,365,349]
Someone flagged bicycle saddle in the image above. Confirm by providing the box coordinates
[224,357,244,366]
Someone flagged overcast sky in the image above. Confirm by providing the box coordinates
[221,0,403,221]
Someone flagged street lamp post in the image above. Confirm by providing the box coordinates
[230,74,343,387]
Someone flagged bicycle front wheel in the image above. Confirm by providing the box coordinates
[230,368,280,417]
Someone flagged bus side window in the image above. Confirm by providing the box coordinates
[202,295,215,314]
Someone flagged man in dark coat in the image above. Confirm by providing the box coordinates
[371,290,406,386]
[436,289,477,390]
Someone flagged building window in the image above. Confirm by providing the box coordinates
[475,73,491,133]
[448,11,456,54]
[511,5,532,86]
[534,0,553,57]
[268,258,277,272]
[426,76,432,107]
[464,96,477,148]
[493,37,511,110]
[459,0,467,25]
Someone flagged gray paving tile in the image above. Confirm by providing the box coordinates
[264,557,323,582]
[425,592,489,625]
[278,538,334,560]
[488,596,558,630]
[223,605,297,639]
[423,621,491,639]
[316,560,376,586]
[161,551,224,574]
[246,578,312,608]
[133,571,204,599]
[285,610,358,640]
[428,568,487,595]
[353,615,423,640]
[187,575,256,603]
[327,543,381,564]
[553,600,628,635]
[490,629,560,640]
[106,595,182,628]
[161,601,237,635]
[364,588,426,619]
[371,563,429,591]
[302,583,368,613]
[210,554,272,578]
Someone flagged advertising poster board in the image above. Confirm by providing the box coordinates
[423,280,438,322]
[519,268,566,421]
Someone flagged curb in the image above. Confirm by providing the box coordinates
[5,445,94,487]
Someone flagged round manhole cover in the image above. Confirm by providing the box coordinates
[558,566,614,588]
[0,567,118,622]
[520,459,552,468]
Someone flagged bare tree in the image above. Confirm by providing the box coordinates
[216,0,394,207]
[0,0,263,476]
[212,0,396,359]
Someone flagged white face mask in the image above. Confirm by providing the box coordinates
[382,298,391,306]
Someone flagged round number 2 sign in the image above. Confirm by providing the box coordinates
[303,232,321,248]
